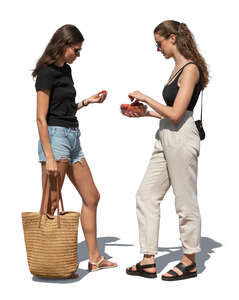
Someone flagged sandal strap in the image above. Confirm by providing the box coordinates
[136,262,156,270]
[89,256,105,266]
[167,269,179,277]
[175,262,196,274]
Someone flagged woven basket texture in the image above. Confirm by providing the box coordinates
[22,211,80,278]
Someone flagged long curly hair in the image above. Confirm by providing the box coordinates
[32,24,84,78]
[154,20,209,89]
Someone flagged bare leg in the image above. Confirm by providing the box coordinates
[66,158,117,270]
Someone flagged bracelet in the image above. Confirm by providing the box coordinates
[82,99,88,107]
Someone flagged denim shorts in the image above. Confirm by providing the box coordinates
[38,126,84,165]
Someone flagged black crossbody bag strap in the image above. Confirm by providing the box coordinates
[200,89,203,122]
[195,88,205,140]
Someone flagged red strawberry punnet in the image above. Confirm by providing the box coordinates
[120,100,147,115]
[120,104,130,110]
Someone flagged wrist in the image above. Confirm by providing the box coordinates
[82,99,89,106]
[144,96,151,104]
[46,155,55,160]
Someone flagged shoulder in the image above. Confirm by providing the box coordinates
[183,63,200,77]
[180,62,200,85]
[36,64,55,77]
[35,64,56,91]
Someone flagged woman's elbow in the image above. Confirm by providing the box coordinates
[172,118,181,125]
[36,116,47,127]
[171,114,182,125]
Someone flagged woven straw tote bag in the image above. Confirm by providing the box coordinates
[22,174,80,278]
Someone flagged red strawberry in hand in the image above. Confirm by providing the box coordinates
[98,90,107,97]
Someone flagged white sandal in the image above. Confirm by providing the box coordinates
[88,256,117,272]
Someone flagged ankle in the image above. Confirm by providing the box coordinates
[89,254,101,262]
[181,254,195,266]
[143,254,155,263]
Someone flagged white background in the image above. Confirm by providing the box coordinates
[1,0,239,298]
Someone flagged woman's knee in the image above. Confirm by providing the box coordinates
[95,191,100,204]
[83,190,100,208]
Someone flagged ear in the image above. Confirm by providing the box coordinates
[61,44,68,56]
[169,33,177,45]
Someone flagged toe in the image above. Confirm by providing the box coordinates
[162,267,181,278]
[127,265,136,271]
[162,272,172,277]
[100,259,118,268]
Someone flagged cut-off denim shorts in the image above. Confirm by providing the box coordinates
[38,126,84,165]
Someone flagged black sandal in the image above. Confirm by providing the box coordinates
[161,262,197,281]
[126,262,157,278]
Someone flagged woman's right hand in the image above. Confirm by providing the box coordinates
[46,158,58,177]
[86,91,107,104]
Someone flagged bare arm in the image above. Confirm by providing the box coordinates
[145,111,164,119]
[128,64,200,124]
[76,92,108,110]
[36,90,57,176]
[76,100,88,110]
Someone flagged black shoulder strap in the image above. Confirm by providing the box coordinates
[168,62,195,84]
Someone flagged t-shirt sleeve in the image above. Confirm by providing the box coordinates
[35,65,54,92]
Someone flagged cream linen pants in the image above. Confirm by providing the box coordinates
[136,110,201,255]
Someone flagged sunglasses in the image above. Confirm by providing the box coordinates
[156,41,162,48]
[71,46,82,56]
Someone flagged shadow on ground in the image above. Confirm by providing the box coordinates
[155,236,222,274]
[32,236,221,283]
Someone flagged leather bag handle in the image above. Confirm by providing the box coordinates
[39,173,64,228]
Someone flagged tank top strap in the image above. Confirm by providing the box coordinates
[168,62,196,84]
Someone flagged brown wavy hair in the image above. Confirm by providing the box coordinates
[32,24,84,78]
[154,20,209,89]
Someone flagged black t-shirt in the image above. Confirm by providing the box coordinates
[35,63,78,128]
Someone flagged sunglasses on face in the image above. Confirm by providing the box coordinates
[156,41,162,48]
[71,46,82,56]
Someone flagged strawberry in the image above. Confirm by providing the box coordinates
[98,90,107,97]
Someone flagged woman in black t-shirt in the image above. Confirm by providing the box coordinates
[32,24,117,275]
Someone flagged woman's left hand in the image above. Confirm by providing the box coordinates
[128,90,149,103]
[86,91,107,104]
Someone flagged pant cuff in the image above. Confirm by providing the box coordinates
[183,247,201,254]
[140,248,158,255]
